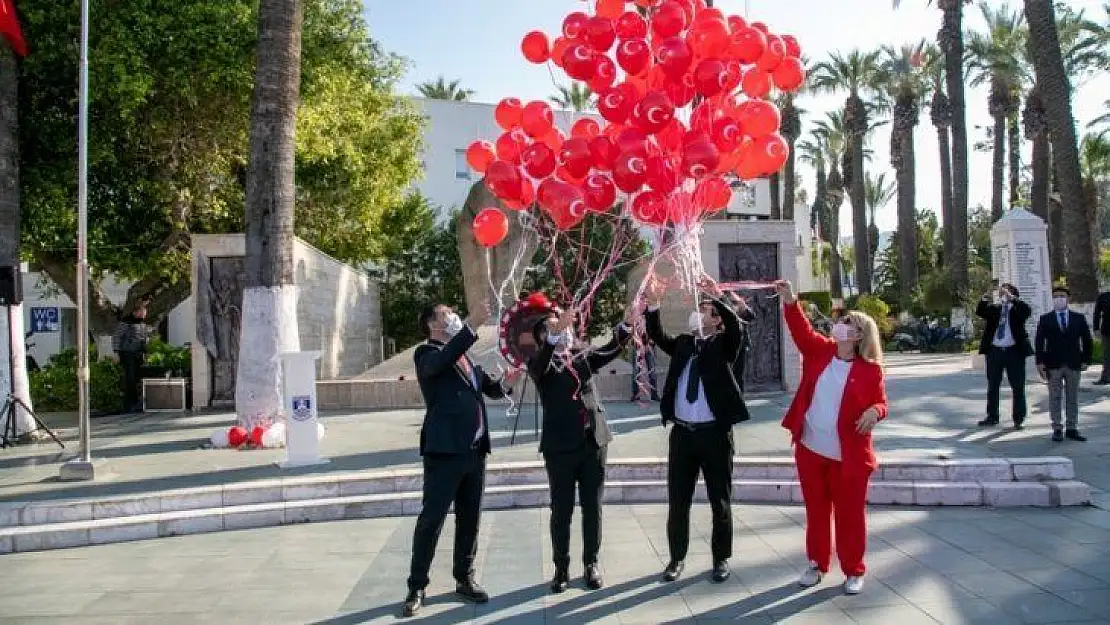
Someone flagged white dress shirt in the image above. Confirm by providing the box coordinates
[802,357,852,460]
[992,303,1016,348]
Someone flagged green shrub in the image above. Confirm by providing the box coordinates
[1095,337,1104,364]
[145,338,191,373]
[29,348,125,413]
[855,295,893,338]
[798,291,832,315]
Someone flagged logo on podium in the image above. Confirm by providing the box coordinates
[291,395,313,421]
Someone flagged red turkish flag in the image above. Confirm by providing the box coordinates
[0,0,28,58]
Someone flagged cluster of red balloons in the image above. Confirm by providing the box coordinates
[467,0,804,233]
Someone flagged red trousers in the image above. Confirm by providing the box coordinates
[794,443,870,576]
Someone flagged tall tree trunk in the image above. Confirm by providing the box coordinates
[768,172,782,219]
[940,0,970,293]
[990,105,1006,222]
[0,46,34,437]
[933,90,955,269]
[1024,84,1053,268]
[845,95,871,294]
[1050,190,1066,279]
[1083,178,1100,280]
[1008,113,1021,207]
[827,166,845,300]
[1024,0,1096,301]
[781,96,800,221]
[891,101,919,304]
[236,0,304,427]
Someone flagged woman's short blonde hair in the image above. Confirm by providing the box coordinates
[842,310,883,364]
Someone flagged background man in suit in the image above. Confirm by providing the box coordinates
[1035,286,1093,442]
[529,306,631,593]
[403,301,519,617]
[975,283,1033,429]
[727,292,757,393]
[644,276,749,584]
[1092,289,1110,385]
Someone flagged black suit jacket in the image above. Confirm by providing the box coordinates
[1093,292,1110,334]
[529,325,630,454]
[731,308,756,386]
[414,326,508,456]
[976,297,1034,357]
[646,297,750,429]
[1035,309,1093,370]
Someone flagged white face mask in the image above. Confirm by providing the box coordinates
[688,310,705,335]
[557,327,575,347]
[443,312,464,337]
[1053,297,1068,311]
[832,322,856,343]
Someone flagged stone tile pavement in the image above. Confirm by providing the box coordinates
[1,503,1109,623]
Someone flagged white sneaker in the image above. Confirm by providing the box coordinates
[797,563,823,588]
[844,576,865,595]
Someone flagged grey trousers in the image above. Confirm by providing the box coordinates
[1047,367,1081,430]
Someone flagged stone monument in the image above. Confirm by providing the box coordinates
[990,208,1052,349]
[457,180,538,315]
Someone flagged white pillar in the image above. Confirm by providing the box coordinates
[279,350,327,468]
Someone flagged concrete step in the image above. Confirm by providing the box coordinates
[0,476,1090,554]
[0,457,1078,531]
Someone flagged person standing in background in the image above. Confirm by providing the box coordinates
[1035,286,1093,442]
[112,301,153,414]
[975,283,1032,430]
[1092,289,1110,385]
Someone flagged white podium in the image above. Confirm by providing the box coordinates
[279,351,328,469]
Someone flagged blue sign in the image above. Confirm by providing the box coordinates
[291,395,313,421]
[30,307,60,333]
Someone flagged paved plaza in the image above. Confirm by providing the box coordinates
[2,353,1110,623]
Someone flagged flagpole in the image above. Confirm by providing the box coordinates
[60,0,99,481]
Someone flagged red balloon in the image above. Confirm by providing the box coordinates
[616,11,648,39]
[537,178,562,210]
[485,160,523,201]
[681,139,720,178]
[583,173,618,212]
[656,37,692,78]
[540,127,567,152]
[571,118,602,139]
[250,426,265,447]
[782,35,802,58]
[495,98,524,131]
[612,150,649,193]
[616,126,649,154]
[616,38,651,76]
[772,56,805,91]
[563,12,589,39]
[521,142,557,179]
[730,27,766,64]
[630,90,675,134]
[651,1,688,39]
[722,60,744,93]
[645,154,679,193]
[521,101,555,138]
[473,208,510,247]
[543,182,586,231]
[689,100,717,136]
[495,130,528,163]
[598,87,632,123]
[656,118,688,153]
[753,132,789,174]
[504,179,535,210]
[597,0,625,19]
[466,140,496,173]
[559,137,594,179]
[521,31,551,64]
[550,37,573,68]
[738,99,781,137]
[756,35,787,73]
[228,426,248,447]
[589,135,620,170]
[750,21,769,34]
[693,58,728,97]
[635,0,662,7]
[631,190,668,225]
[741,69,772,98]
[664,72,697,107]
[584,16,617,52]
[555,165,586,187]
[711,116,744,153]
[588,54,618,92]
[727,15,748,34]
[694,175,732,212]
[563,44,597,81]
[689,18,730,59]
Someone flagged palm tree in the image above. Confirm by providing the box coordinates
[417,76,474,101]
[881,41,929,300]
[966,2,1026,222]
[1024,0,1098,300]
[918,44,957,269]
[799,137,838,295]
[1081,132,1110,273]
[236,0,304,427]
[550,83,595,112]
[810,112,852,299]
[810,50,885,294]
[864,172,896,284]
[1090,101,1110,132]
[773,90,806,221]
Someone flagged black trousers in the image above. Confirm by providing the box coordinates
[119,351,144,410]
[407,449,486,591]
[667,425,733,563]
[985,346,1027,423]
[543,438,607,570]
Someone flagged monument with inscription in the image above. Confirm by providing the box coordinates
[990,208,1052,345]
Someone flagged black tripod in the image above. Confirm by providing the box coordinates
[1,392,64,449]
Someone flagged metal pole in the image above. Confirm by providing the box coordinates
[76,0,90,463]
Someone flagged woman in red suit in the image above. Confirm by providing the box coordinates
[774,280,888,596]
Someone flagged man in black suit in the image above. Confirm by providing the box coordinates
[1092,289,1110,384]
[403,302,519,617]
[644,276,749,584]
[727,292,757,393]
[975,283,1033,429]
[1035,286,1093,442]
[529,306,631,593]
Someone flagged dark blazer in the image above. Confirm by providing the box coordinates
[731,307,757,383]
[975,297,1034,357]
[1093,292,1110,334]
[1035,309,1093,370]
[646,297,750,429]
[414,326,508,456]
[529,325,630,454]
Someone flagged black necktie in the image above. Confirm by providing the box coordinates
[685,339,703,403]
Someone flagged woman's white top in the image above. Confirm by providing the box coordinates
[801,357,852,460]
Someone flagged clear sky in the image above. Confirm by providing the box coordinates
[364,0,1109,236]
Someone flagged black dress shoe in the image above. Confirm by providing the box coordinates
[584,564,604,590]
[402,589,424,617]
[712,560,731,582]
[1052,429,1065,442]
[1013,422,1025,431]
[550,567,569,593]
[1066,429,1088,442]
[663,560,684,582]
[978,417,999,427]
[455,578,490,604]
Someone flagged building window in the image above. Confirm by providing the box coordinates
[454,149,471,180]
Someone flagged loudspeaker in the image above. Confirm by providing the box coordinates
[0,266,22,305]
